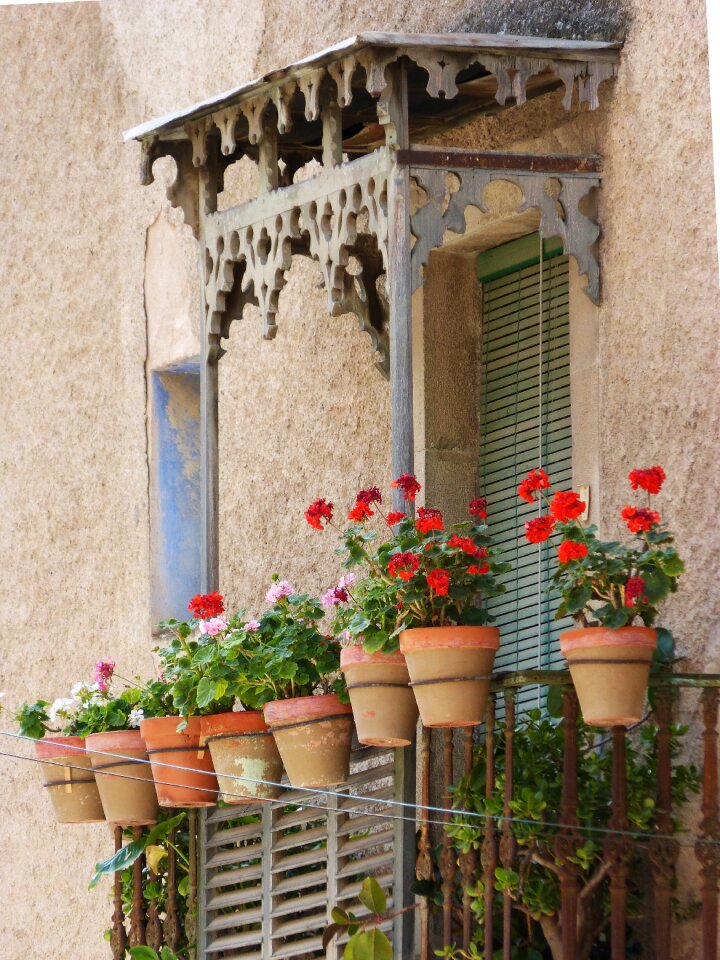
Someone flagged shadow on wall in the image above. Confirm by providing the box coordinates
[150,361,200,624]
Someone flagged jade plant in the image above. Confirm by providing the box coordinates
[444,706,700,960]
[307,476,509,653]
[517,465,684,629]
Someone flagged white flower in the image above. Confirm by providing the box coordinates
[232,697,245,712]
[71,681,91,698]
[128,708,144,728]
[47,697,78,725]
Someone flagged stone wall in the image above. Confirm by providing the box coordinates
[0,1,716,957]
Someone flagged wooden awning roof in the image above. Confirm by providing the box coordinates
[123,31,620,160]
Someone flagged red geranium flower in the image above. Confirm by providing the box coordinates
[550,490,586,523]
[524,516,556,543]
[448,534,480,557]
[188,591,225,619]
[629,466,666,495]
[469,498,488,519]
[388,552,420,580]
[468,562,490,575]
[517,468,551,504]
[625,576,647,606]
[416,507,444,535]
[622,506,661,533]
[348,500,374,522]
[557,541,589,564]
[356,486,383,505]
[391,473,421,502]
[305,498,333,531]
[386,511,406,525]
[426,568,450,596]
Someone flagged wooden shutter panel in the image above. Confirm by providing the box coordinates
[199,746,395,959]
[479,245,574,692]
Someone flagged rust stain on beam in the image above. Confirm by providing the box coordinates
[399,147,601,174]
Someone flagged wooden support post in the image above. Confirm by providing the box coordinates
[321,83,343,169]
[198,160,220,594]
[381,60,417,960]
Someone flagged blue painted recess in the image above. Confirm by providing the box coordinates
[151,361,201,623]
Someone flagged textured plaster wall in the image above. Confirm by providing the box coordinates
[0,0,717,958]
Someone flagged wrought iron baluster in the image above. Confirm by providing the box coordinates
[129,827,146,946]
[500,690,516,960]
[460,726,477,950]
[481,694,497,960]
[440,728,457,946]
[649,687,678,960]
[110,827,127,960]
[604,726,633,960]
[553,687,580,959]
[417,727,432,960]
[163,828,181,951]
[145,858,163,950]
[695,688,720,960]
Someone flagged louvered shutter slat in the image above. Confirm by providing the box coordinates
[481,250,573,706]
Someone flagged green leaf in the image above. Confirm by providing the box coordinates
[546,684,564,718]
[323,923,346,951]
[129,949,160,960]
[159,949,179,960]
[89,840,145,889]
[347,929,393,960]
[196,676,216,708]
[332,907,352,925]
[656,627,676,663]
[565,584,592,615]
[598,606,630,629]
[641,566,672,603]
[358,876,387,915]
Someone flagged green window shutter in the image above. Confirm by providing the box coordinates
[479,238,573,689]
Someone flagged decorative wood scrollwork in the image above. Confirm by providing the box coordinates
[202,151,391,371]
[408,165,601,302]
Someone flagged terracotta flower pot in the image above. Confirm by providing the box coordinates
[36,736,105,824]
[340,646,417,747]
[86,730,159,826]
[560,626,657,726]
[400,626,500,728]
[200,711,284,804]
[263,693,353,788]
[140,716,218,808]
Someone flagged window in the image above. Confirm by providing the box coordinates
[478,235,574,682]
[150,362,201,623]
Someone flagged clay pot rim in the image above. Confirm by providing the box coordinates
[400,625,499,653]
[200,710,269,739]
[340,645,406,669]
[85,730,146,749]
[140,714,203,741]
[560,626,657,654]
[36,735,86,759]
[263,692,352,727]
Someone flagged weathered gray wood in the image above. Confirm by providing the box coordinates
[198,161,221,593]
[124,32,620,143]
[381,61,417,960]
[261,802,273,960]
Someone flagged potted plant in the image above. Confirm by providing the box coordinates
[156,593,283,805]
[258,578,353,788]
[307,476,509,729]
[516,465,684,725]
[308,486,417,746]
[15,660,168,825]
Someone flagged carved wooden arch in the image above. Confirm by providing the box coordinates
[407,158,601,302]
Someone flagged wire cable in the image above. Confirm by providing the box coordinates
[0,728,715,849]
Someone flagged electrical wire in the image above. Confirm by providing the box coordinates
[0,727,715,849]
